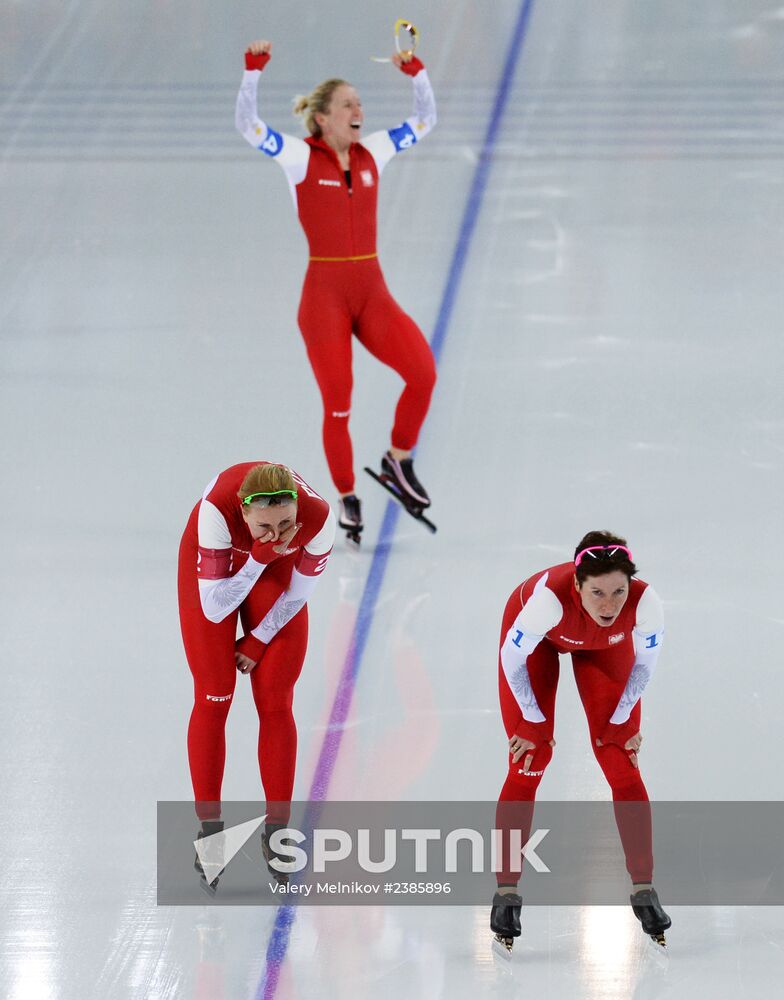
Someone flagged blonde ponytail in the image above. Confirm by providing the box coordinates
[292,78,350,137]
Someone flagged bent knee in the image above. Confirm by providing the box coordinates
[507,741,554,783]
[594,742,643,784]
[409,356,437,392]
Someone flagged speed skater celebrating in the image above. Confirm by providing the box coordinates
[178,462,334,888]
[235,38,437,542]
[491,531,672,954]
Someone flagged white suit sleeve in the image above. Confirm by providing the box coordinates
[235,69,310,194]
[246,509,336,644]
[609,587,665,723]
[362,68,437,176]
[500,582,563,722]
[196,499,267,623]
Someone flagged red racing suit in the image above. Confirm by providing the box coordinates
[496,562,665,886]
[236,67,438,493]
[178,462,334,821]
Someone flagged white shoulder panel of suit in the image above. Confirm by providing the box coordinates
[611,585,665,723]
[499,573,562,723]
[235,70,310,203]
[305,507,336,555]
[196,497,231,550]
[362,68,437,175]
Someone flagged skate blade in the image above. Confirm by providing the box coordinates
[343,530,362,547]
[261,855,291,885]
[643,934,670,970]
[195,856,223,895]
[199,875,219,897]
[491,935,514,960]
[649,932,667,948]
[364,468,437,533]
[261,846,292,884]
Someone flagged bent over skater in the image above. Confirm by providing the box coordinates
[491,531,672,954]
[178,462,334,888]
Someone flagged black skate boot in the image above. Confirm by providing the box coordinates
[490,890,522,956]
[630,886,671,947]
[194,819,225,895]
[338,494,363,546]
[381,451,431,508]
[364,458,437,533]
[261,823,298,886]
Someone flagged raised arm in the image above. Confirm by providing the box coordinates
[362,55,437,175]
[235,40,310,188]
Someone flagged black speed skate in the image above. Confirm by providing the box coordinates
[630,887,671,947]
[194,820,225,896]
[338,494,363,546]
[261,823,298,885]
[364,452,437,534]
[381,451,431,507]
[490,890,522,957]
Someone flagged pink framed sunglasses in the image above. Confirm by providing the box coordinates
[574,544,633,568]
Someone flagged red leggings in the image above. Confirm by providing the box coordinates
[496,595,652,887]
[178,530,307,823]
[298,259,437,494]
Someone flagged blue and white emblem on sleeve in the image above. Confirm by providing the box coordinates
[388,122,417,151]
[259,127,283,157]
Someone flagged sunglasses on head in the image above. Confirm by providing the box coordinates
[241,489,298,506]
[574,544,633,568]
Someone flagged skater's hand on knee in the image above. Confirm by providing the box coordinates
[509,735,535,766]
[509,735,555,771]
[511,720,555,770]
[596,726,642,769]
[624,732,642,768]
[235,652,257,674]
[509,736,536,764]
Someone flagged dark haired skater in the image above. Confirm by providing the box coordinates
[491,531,671,955]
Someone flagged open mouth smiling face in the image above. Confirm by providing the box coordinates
[318,84,363,144]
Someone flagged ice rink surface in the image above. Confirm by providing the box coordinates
[2,0,784,997]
